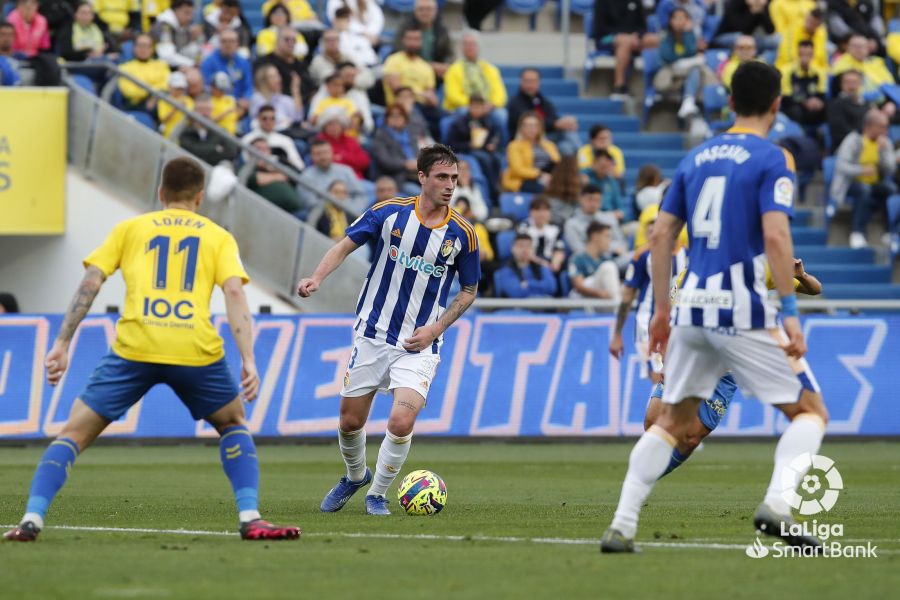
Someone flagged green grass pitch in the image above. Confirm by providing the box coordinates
[1,441,898,599]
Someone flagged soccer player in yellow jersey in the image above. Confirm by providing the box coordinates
[4,158,299,542]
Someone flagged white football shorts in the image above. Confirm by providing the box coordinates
[663,325,820,406]
[340,333,441,402]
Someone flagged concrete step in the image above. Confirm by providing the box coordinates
[803,264,892,284]
[504,78,579,97]
[793,246,875,265]
[613,133,685,151]
[792,227,828,246]
[821,284,900,299]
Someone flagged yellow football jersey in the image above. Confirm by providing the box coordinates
[84,208,249,366]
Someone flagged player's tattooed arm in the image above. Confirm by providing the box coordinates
[436,284,477,333]
[56,266,106,344]
[613,286,637,336]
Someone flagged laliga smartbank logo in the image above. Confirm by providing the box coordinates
[745,454,878,559]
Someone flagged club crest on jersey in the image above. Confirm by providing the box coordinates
[389,245,447,277]
[441,239,454,258]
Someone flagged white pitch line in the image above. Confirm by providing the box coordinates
[3,524,896,553]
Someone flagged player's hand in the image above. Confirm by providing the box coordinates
[297,278,319,297]
[240,361,260,403]
[45,341,69,386]
[780,316,807,359]
[404,324,440,353]
[793,258,806,278]
[648,310,671,359]
[609,333,625,359]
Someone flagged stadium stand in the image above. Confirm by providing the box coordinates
[5,0,899,302]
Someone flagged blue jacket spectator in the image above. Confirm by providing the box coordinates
[0,55,19,86]
[493,233,557,298]
[659,26,698,64]
[200,29,253,102]
[582,150,630,221]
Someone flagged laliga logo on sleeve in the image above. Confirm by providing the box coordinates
[781,453,843,515]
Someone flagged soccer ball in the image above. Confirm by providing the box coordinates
[397,469,447,515]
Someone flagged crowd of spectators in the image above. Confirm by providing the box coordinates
[2,0,900,295]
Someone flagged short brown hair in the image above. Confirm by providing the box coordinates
[417,143,458,175]
[529,196,550,211]
[161,157,205,204]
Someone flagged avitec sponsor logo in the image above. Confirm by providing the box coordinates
[389,245,446,277]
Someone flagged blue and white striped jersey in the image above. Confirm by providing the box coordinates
[660,127,796,330]
[624,246,688,343]
[345,196,480,353]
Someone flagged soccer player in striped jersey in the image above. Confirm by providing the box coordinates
[297,144,480,516]
[4,158,299,542]
[601,62,829,553]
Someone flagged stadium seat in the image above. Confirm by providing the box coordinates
[439,115,455,143]
[555,0,593,29]
[640,49,661,121]
[822,156,838,220]
[499,192,533,221]
[495,0,548,32]
[495,229,517,261]
[702,84,727,121]
[71,74,97,95]
[384,0,416,12]
[127,111,157,131]
[888,195,900,259]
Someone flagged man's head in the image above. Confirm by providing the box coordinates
[862,108,889,141]
[310,139,334,169]
[257,104,276,132]
[414,0,438,26]
[385,103,409,130]
[417,144,459,206]
[797,40,814,69]
[579,184,602,215]
[511,233,535,264]
[592,149,614,178]
[168,71,188,95]
[333,6,352,30]
[337,61,357,87]
[74,2,94,26]
[134,33,155,61]
[322,29,341,56]
[585,222,612,254]
[805,8,823,34]
[467,94,490,119]
[729,60,781,120]
[275,26,296,59]
[160,156,205,209]
[17,0,38,20]
[328,179,349,202]
[847,34,869,62]
[734,35,757,62]
[454,196,473,218]
[194,94,213,119]
[375,176,399,203]
[251,138,273,168]
[0,22,14,54]
[840,69,863,97]
[401,26,423,56]
[172,0,194,27]
[590,124,612,150]
[461,31,480,62]
[185,67,204,97]
[219,28,240,58]
[220,0,240,24]
[519,68,541,97]
[324,73,345,97]
[394,86,415,109]
[529,196,551,227]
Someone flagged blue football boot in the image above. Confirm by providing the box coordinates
[320,468,372,512]
[365,495,391,516]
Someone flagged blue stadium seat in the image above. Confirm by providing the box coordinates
[702,14,721,42]
[794,246,874,264]
[439,114,455,142]
[624,150,685,170]
[791,226,828,246]
[496,229,517,261]
[822,156,838,220]
[499,192,533,221]
[384,0,416,11]
[495,0,548,32]
[72,74,97,95]
[702,84,728,121]
[613,133,684,151]
[552,98,623,113]
[127,111,157,130]
[705,50,729,72]
[640,49,661,121]
[558,270,571,296]
[555,0,593,29]
[505,78,578,97]
[804,264,891,285]
[888,195,900,259]
[499,65,564,79]
[821,284,900,299]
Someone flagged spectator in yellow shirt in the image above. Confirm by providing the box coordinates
[774,8,827,71]
[443,30,506,113]
[118,33,170,111]
[157,70,194,138]
[262,0,316,24]
[768,0,815,34]
[577,124,625,179]
[382,25,441,138]
[255,4,308,59]
[832,34,896,97]
[718,35,759,90]
[210,71,239,135]
[310,73,361,132]
[94,0,139,41]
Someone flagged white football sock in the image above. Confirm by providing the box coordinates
[763,414,826,516]
[610,426,676,539]
[338,428,368,483]
[22,512,44,530]
[368,431,412,497]
[239,510,261,523]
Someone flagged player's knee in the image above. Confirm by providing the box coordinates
[339,406,367,432]
[789,391,829,425]
[387,414,415,437]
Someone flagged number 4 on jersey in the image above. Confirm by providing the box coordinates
[692,176,726,249]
